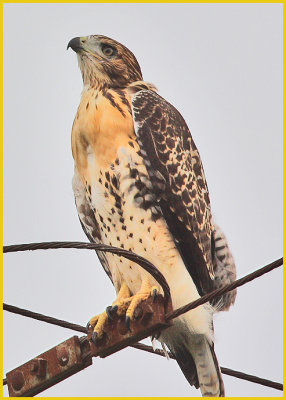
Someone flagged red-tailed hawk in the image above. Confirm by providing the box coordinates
[68,35,236,397]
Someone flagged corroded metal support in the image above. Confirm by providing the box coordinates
[6,296,172,397]
[6,336,92,397]
[88,294,172,358]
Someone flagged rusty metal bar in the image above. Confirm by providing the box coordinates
[88,295,172,358]
[3,244,283,395]
[6,336,92,397]
[5,296,172,397]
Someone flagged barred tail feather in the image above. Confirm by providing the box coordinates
[165,335,224,397]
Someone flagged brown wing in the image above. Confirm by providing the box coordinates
[132,89,214,296]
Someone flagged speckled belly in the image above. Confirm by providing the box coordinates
[88,144,179,295]
[73,142,212,336]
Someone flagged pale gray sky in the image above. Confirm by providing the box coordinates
[3,3,282,397]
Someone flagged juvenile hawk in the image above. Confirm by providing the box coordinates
[68,35,236,397]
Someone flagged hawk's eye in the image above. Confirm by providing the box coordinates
[102,45,116,57]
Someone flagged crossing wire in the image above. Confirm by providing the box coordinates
[3,242,283,393]
[166,257,282,320]
[3,302,283,391]
[3,242,170,308]
[131,343,283,391]
[3,242,282,322]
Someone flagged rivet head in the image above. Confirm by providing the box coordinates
[141,305,154,326]
[117,318,129,335]
[57,348,69,366]
[30,358,47,377]
[11,371,25,391]
[30,361,38,373]
[134,306,143,320]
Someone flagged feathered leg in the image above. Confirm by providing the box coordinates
[160,322,224,397]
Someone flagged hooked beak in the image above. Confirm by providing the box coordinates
[67,37,87,52]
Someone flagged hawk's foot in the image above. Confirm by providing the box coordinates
[87,281,132,343]
[87,310,110,342]
[87,281,160,341]
[125,283,160,328]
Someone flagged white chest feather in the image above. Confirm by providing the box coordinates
[73,143,213,339]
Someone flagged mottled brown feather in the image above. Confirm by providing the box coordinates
[132,89,215,296]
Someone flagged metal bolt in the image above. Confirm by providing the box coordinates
[141,305,154,326]
[11,370,25,392]
[117,318,129,335]
[57,348,69,366]
[30,361,38,373]
[30,358,47,378]
[80,338,92,363]
[134,306,143,320]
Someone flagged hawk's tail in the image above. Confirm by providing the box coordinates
[170,335,225,397]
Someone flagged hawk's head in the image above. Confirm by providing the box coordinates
[67,35,143,88]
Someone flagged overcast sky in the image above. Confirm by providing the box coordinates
[3,3,282,397]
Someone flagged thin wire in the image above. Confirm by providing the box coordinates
[3,242,170,308]
[3,242,283,317]
[5,257,281,331]
[2,302,283,391]
[219,367,283,391]
[3,290,283,392]
[130,343,283,391]
[3,303,87,334]
[166,257,283,321]
[3,244,283,392]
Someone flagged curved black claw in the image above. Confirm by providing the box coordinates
[125,315,131,331]
[106,305,118,322]
[86,321,91,331]
[110,305,118,314]
[152,288,158,303]
[91,331,98,344]
[106,306,112,322]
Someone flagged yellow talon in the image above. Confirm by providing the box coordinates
[89,314,99,327]
[125,279,157,321]
[88,281,132,341]
[110,282,133,315]
[89,310,109,340]
[87,279,160,340]
[126,293,149,320]
[113,298,132,316]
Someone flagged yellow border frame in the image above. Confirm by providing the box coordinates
[1,2,284,399]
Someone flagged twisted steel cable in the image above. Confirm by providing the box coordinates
[3,243,283,392]
[4,257,282,328]
[166,257,283,321]
[3,242,170,308]
[130,343,283,391]
[2,303,283,391]
[4,242,282,321]
[3,303,87,334]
